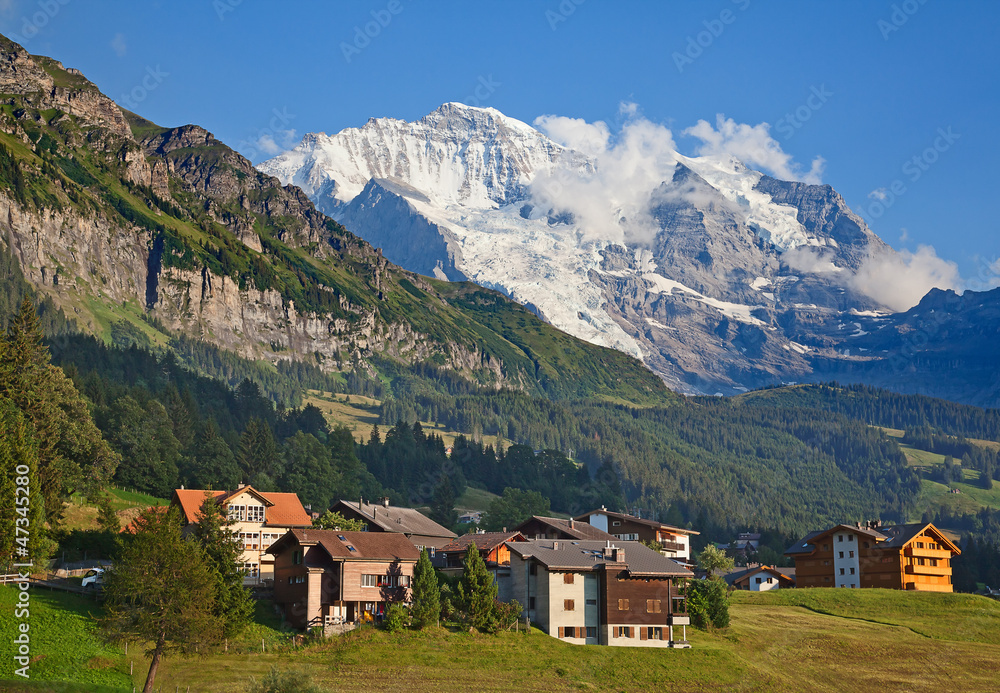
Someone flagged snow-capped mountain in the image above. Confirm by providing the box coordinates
[259,103,902,395]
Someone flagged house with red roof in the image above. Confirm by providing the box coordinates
[432,530,527,601]
[267,528,420,630]
[171,484,311,583]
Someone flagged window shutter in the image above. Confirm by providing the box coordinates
[640,628,648,640]
[627,627,633,638]
[558,627,564,638]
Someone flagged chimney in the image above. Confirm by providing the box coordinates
[614,547,625,563]
[553,541,559,550]
[569,518,575,529]
[382,497,390,508]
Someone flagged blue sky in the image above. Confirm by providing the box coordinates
[2,0,997,285]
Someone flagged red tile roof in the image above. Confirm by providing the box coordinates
[171,487,311,527]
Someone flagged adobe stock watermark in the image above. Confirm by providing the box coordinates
[546,0,587,31]
[341,0,405,64]
[878,0,930,40]
[462,75,501,108]
[859,126,959,222]
[7,0,71,45]
[118,65,169,111]
[236,107,296,163]
[12,462,34,679]
[673,0,752,74]
[214,0,243,21]
[774,85,833,140]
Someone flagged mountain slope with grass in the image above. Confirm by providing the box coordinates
[0,35,667,407]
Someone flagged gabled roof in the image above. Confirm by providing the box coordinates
[784,522,961,557]
[438,531,526,554]
[574,508,700,536]
[724,565,796,587]
[334,500,456,539]
[171,487,311,527]
[507,539,692,577]
[515,516,617,541]
[267,528,420,562]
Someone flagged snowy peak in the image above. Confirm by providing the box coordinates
[260,103,578,213]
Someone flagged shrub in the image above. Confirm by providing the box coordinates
[383,603,410,633]
[248,667,327,693]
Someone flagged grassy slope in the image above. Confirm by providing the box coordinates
[5,587,1000,692]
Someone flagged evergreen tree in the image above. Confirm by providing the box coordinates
[97,493,120,533]
[188,419,241,490]
[280,431,338,511]
[189,493,254,639]
[0,399,48,562]
[457,543,498,633]
[410,548,441,628]
[101,506,224,693]
[430,477,457,528]
[239,417,279,485]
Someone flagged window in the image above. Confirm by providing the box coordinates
[586,599,597,606]
[917,558,926,566]
[614,626,631,638]
[849,551,854,558]
[612,521,621,526]
[563,573,575,584]
[838,535,843,543]
[229,505,244,521]
[839,552,844,559]
[929,559,938,567]
[363,574,410,588]
[823,560,830,566]
[648,627,663,640]
[586,626,597,639]
[528,597,536,610]
[564,599,575,611]
[615,533,639,541]
[242,562,258,578]
[848,535,854,543]
[766,577,773,584]
[822,544,829,551]
[840,568,845,575]
[289,574,305,585]
[247,505,265,523]
[850,568,855,575]
[646,599,661,614]
[292,550,303,565]
[881,556,892,564]
[529,563,537,576]
[617,598,630,611]
[755,577,762,584]
[864,542,870,549]
[916,542,925,549]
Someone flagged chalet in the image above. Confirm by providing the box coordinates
[267,529,420,631]
[507,539,693,648]
[785,521,961,592]
[330,498,456,550]
[574,507,699,563]
[433,530,527,601]
[171,485,311,583]
[725,565,795,591]
[514,515,617,542]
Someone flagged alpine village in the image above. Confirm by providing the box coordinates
[2,8,1000,693]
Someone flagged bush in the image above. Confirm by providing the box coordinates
[383,602,410,633]
[686,578,730,630]
[248,667,328,693]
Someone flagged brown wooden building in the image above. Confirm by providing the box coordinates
[433,531,527,570]
[785,521,960,592]
[574,507,699,564]
[514,515,617,542]
[507,539,694,648]
[268,528,420,630]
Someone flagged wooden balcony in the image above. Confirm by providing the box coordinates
[905,564,951,577]
[904,546,953,559]
[659,540,685,553]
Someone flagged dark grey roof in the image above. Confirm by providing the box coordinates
[573,508,699,535]
[335,500,456,539]
[874,523,926,549]
[723,565,795,586]
[507,539,692,577]
[785,530,826,556]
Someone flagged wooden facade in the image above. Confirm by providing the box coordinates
[574,508,699,564]
[786,522,959,592]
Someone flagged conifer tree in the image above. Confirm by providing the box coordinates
[457,543,498,633]
[410,548,440,628]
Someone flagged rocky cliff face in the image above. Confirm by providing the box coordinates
[0,37,636,398]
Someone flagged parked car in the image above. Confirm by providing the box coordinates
[82,568,105,590]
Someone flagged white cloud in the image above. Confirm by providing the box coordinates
[869,188,888,201]
[530,105,679,245]
[254,129,298,156]
[782,246,844,275]
[684,115,825,184]
[110,33,127,58]
[850,245,960,311]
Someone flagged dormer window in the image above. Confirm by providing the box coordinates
[247,505,265,523]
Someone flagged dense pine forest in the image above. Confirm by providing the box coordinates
[2,234,1000,589]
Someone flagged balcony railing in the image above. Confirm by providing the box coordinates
[904,564,951,576]
[904,546,952,559]
[659,541,685,553]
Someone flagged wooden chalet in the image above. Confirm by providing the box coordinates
[785,521,961,592]
[507,539,694,648]
[268,528,420,631]
[725,565,796,591]
[514,515,617,542]
[574,507,699,563]
[433,530,527,601]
